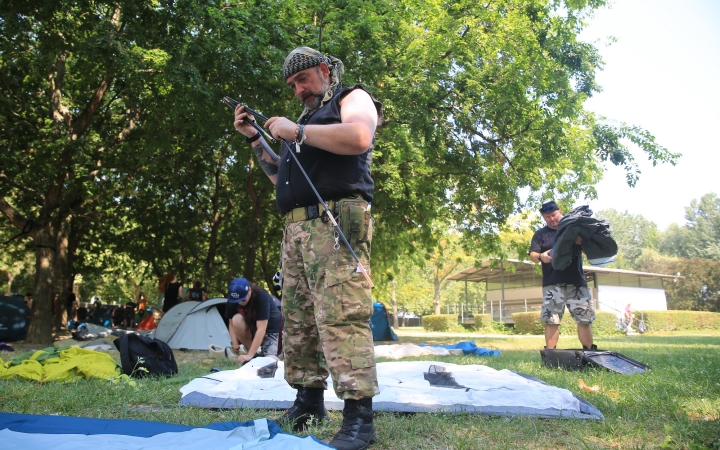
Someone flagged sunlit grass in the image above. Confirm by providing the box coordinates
[1,332,719,449]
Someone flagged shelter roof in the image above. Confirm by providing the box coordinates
[448,259,677,285]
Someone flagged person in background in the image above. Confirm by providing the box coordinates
[124,301,137,328]
[224,277,282,364]
[66,287,78,324]
[159,273,182,313]
[24,292,33,309]
[89,299,102,321]
[137,292,148,319]
[184,279,208,302]
[529,200,596,350]
[624,303,634,322]
[112,305,125,327]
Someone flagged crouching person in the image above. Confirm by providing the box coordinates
[225,277,282,364]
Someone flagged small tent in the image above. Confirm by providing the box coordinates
[0,295,30,341]
[153,298,230,350]
[370,302,398,341]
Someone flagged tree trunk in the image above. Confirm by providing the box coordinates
[391,281,399,328]
[5,273,14,296]
[52,214,78,333]
[433,269,441,315]
[27,224,56,344]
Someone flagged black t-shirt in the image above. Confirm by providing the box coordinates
[529,226,586,287]
[188,288,204,302]
[163,282,182,313]
[224,288,281,334]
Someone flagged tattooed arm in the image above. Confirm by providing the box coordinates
[252,138,279,185]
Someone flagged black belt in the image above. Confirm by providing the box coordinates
[285,201,338,224]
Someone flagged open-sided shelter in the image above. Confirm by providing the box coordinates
[448,259,674,324]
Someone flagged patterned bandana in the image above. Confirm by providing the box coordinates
[283,47,345,121]
[283,47,328,81]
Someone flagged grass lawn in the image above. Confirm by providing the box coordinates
[1,331,719,449]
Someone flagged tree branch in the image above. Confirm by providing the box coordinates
[71,76,113,139]
[0,173,44,203]
[0,196,30,230]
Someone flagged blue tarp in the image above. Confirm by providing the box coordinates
[0,413,333,449]
[370,302,398,341]
[427,341,501,357]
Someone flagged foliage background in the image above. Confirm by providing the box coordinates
[3,0,718,343]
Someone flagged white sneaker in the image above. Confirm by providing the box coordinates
[224,345,247,358]
[209,344,226,358]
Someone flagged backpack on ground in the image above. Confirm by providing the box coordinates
[113,334,178,378]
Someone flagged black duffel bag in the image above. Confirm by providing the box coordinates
[114,334,178,378]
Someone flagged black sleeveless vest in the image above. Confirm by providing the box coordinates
[275,85,382,215]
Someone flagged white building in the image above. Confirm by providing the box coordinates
[448,259,674,323]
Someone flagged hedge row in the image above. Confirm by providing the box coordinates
[469,314,492,331]
[512,311,622,336]
[638,310,720,331]
[512,310,720,334]
[420,314,494,332]
[421,314,464,332]
[421,310,720,334]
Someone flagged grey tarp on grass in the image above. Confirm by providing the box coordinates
[179,358,604,420]
[153,298,230,350]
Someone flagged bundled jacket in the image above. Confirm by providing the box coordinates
[551,205,618,271]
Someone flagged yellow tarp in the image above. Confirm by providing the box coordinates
[0,346,120,382]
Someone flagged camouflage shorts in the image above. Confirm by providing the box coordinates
[540,284,595,325]
[257,332,279,357]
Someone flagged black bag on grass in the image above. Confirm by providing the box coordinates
[114,334,178,378]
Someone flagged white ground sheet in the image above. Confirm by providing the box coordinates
[0,418,330,450]
[373,343,450,358]
[180,358,603,419]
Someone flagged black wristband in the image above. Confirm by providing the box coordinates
[246,132,261,144]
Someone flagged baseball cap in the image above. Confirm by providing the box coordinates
[228,278,251,303]
[539,201,559,214]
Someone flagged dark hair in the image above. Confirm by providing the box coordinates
[193,280,202,289]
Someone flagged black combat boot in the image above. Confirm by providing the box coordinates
[583,344,598,350]
[279,386,328,431]
[328,398,376,450]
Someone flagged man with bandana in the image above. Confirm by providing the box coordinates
[233,47,381,450]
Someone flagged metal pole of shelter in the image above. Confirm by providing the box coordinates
[500,260,505,323]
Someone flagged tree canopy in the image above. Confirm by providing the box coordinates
[0,0,678,342]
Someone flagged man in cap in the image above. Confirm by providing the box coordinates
[232,46,381,450]
[529,201,596,350]
[225,277,282,363]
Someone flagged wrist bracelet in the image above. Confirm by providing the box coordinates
[246,132,261,143]
[295,124,307,145]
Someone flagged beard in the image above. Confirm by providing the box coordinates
[303,78,331,112]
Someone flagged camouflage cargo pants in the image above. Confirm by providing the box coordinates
[281,210,379,400]
[540,284,596,325]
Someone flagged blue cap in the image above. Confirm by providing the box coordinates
[539,201,559,214]
[228,278,251,303]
